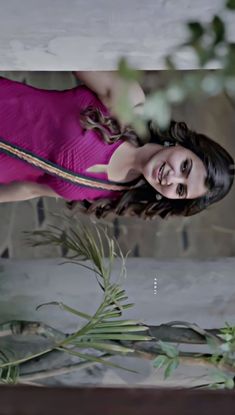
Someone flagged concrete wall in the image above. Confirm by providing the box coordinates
[0,0,234,70]
[0,257,234,387]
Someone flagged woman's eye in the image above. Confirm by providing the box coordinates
[181,160,188,173]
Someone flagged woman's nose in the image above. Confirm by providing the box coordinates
[162,170,184,186]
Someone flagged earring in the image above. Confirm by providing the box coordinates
[164,140,174,147]
[156,193,162,201]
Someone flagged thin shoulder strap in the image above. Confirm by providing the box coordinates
[0,139,134,192]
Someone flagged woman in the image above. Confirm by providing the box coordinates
[0,71,233,219]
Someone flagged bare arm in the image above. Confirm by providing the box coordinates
[74,71,145,118]
[0,182,61,203]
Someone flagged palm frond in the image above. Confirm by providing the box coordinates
[25,216,152,375]
[0,351,19,384]
[36,301,92,320]
[57,347,137,373]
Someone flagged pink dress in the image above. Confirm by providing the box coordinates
[0,77,124,201]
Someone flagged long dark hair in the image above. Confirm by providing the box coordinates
[68,107,234,220]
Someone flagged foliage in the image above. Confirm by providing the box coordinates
[0,218,234,388]
[206,322,235,389]
[2,222,235,387]
[152,321,235,389]
[0,219,152,384]
[117,0,235,131]
[153,341,179,379]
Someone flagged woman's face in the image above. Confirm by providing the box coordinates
[142,145,208,199]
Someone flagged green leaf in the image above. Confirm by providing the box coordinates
[118,57,142,82]
[210,369,229,383]
[36,301,92,320]
[211,16,225,45]
[153,355,169,369]
[164,358,180,379]
[209,382,226,390]
[187,22,204,42]
[158,341,178,358]
[119,303,135,310]
[225,378,235,389]
[166,83,187,103]
[164,55,176,70]
[115,90,134,124]
[225,43,235,75]
[60,348,137,373]
[193,44,215,67]
[0,364,19,384]
[72,341,135,354]
[206,336,220,353]
[209,354,221,365]
[220,344,231,353]
[97,320,142,327]
[89,325,148,333]
[184,73,203,95]
[142,91,171,129]
[201,74,224,96]
[100,311,122,319]
[80,333,152,341]
[219,333,233,342]
[226,0,235,10]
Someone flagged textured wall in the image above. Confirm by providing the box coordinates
[0,257,234,386]
[0,0,234,70]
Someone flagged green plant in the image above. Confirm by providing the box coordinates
[0,225,234,387]
[150,321,235,389]
[116,0,235,130]
[0,219,153,384]
[153,342,179,379]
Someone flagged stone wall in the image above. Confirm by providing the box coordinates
[0,257,234,386]
[0,0,234,70]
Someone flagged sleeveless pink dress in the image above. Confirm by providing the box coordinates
[0,77,124,201]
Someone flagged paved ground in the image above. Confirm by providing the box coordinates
[0,70,235,260]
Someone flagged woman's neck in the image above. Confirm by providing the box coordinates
[107,141,162,183]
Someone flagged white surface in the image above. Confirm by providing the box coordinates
[0,257,233,328]
[0,257,234,387]
[0,0,234,69]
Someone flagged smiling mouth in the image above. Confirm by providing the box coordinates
[158,162,165,184]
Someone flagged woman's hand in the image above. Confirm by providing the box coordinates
[74,71,145,123]
[0,182,61,203]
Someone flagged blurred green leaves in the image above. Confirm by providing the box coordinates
[142,91,171,129]
[212,16,225,45]
[118,57,142,82]
[116,0,235,134]
[209,369,235,390]
[226,0,235,9]
[187,22,204,43]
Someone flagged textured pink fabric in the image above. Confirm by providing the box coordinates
[0,77,124,200]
